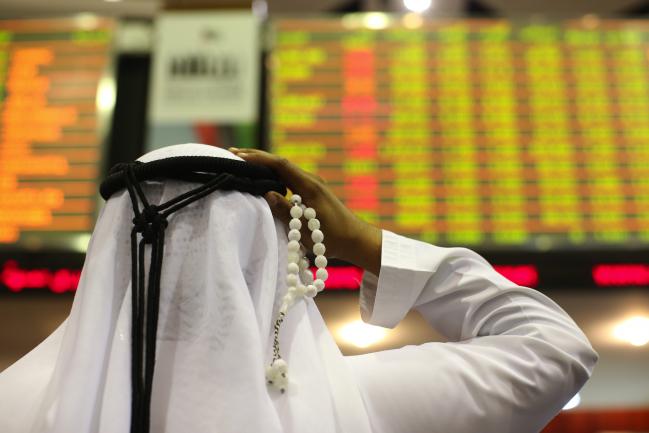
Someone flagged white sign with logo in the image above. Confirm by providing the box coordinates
[150,12,259,123]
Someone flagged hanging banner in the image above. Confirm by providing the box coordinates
[150,12,259,123]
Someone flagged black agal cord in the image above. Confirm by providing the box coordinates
[100,156,285,433]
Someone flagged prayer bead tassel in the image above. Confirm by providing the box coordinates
[267,194,327,393]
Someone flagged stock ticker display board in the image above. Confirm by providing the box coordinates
[0,18,113,249]
[270,17,649,250]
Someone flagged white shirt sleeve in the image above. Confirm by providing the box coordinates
[346,230,598,433]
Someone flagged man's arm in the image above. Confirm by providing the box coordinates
[230,148,597,433]
[347,230,598,433]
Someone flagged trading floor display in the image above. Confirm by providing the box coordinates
[0,18,113,248]
[271,17,649,250]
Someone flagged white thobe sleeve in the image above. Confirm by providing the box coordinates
[346,230,598,433]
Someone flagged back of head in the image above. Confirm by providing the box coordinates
[0,144,372,433]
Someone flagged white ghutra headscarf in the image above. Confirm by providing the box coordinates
[0,144,373,433]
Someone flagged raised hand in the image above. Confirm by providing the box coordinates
[229,148,381,275]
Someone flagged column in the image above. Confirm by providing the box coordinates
[271,27,326,174]
[474,22,527,245]
[436,23,482,245]
[0,47,69,242]
[383,27,434,241]
[340,31,379,224]
[522,24,582,247]
[566,26,624,243]
[607,28,649,242]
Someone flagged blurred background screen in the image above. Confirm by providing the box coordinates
[0,17,113,251]
[269,17,649,251]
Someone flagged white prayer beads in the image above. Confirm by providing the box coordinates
[287,240,300,252]
[307,218,320,231]
[266,193,328,393]
[288,229,301,241]
[287,262,299,274]
[303,207,316,220]
[316,268,328,281]
[282,195,326,304]
[311,229,324,243]
[289,206,303,219]
[313,242,325,256]
[313,279,325,292]
[286,273,298,286]
[289,218,302,230]
[265,359,288,393]
[314,255,327,268]
[301,270,314,284]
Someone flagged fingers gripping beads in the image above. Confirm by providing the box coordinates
[265,194,328,393]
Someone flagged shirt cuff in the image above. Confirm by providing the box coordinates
[359,230,440,328]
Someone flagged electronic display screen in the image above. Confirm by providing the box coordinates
[269,17,649,250]
[0,18,113,250]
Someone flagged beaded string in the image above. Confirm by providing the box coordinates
[265,194,328,393]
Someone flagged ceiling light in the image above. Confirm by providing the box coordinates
[581,14,599,29]
[363,13,391,30]
[403,0,433,13]
[342,14,363,29]
[74,13,100,30]
[338,320,387,348]
[71,234,92,253]
[96,75,116,113]
[252,0,267,18]
[563,393,581,410]
[613,316,649,347]
[402,13,424,29]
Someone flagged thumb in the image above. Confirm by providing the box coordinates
[264,191,291,226]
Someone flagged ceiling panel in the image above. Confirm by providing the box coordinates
[0,0,158,18]
[1,0,648,18]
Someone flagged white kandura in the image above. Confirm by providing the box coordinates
[0,143,597,433]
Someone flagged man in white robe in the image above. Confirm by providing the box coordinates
[0,143,597,433]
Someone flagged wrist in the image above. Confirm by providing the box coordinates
[338,220,382,275]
